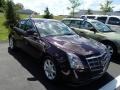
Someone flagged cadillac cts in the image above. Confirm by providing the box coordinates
[9,18,111,85]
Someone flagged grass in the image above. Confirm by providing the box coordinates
[0,13,9,41]
[0,13,65,41]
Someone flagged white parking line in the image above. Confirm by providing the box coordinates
[99,75,120,90]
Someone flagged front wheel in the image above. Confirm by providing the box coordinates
[42,57,60,82]
[104,42,117,57]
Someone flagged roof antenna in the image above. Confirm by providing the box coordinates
[29,12,36,19]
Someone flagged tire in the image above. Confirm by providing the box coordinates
[42,56,61,82]
[9,36,16,50]
[103,42,117,57]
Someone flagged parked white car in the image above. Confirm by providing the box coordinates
[81,15,120,32]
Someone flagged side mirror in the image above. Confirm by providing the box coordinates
[88,27,96,33]
[26,30,39,38]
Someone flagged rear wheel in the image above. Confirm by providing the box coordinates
[9,36,16,50]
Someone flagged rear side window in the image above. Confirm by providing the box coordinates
[24,20,34,31]
[97,17,107,23]
[108,17,120,25]
[87,16,95,19]
[62,20,71,26]
[70,20,81,28]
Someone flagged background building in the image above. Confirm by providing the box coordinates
[74,10,120,17]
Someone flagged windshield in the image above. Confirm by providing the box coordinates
[35,20,76,37]
[91,21,112,32]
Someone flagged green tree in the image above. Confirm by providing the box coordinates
[100,0,114,15]
[68,0,80,17]
[43,7,53,19]
[86,9,93,15]
[15,3,24,10]
[0,0,6,12]
[5,0,20,27]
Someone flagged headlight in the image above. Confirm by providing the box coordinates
[67,53,84,69]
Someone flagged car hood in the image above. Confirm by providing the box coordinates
[44,35,106,56]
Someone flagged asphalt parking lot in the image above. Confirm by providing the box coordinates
[0,42,120,90]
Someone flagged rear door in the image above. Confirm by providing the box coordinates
[70,20,81,28]
[69,20,87,36]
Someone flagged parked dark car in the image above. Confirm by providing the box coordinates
[9,18,111,86]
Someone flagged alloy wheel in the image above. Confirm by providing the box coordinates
[9,37,14,49]
[44,59,57,80]
[106,45,114,55]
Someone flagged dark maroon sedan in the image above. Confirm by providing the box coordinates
[9,18,111,85]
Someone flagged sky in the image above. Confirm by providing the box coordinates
[13,0,120,15]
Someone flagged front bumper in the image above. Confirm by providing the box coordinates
[62,69,106,86]
[61,60,109,86]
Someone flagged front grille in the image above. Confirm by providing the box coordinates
[86,53,109,72]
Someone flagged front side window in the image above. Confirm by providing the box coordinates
[81,21,93,30]
[35,21,76,37]
[97,17,107,23]
[91,21,112,32]
[108,17,120,25]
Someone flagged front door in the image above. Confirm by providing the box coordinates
[23,20,45,59]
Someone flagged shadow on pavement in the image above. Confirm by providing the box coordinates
[8,48,115,90]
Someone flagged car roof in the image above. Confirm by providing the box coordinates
[81,15,108,17]
[81,15,120,18]
[62,18,83,21]
[23,18,60,22]
[108,16,120,19]
[62,18,98,22]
